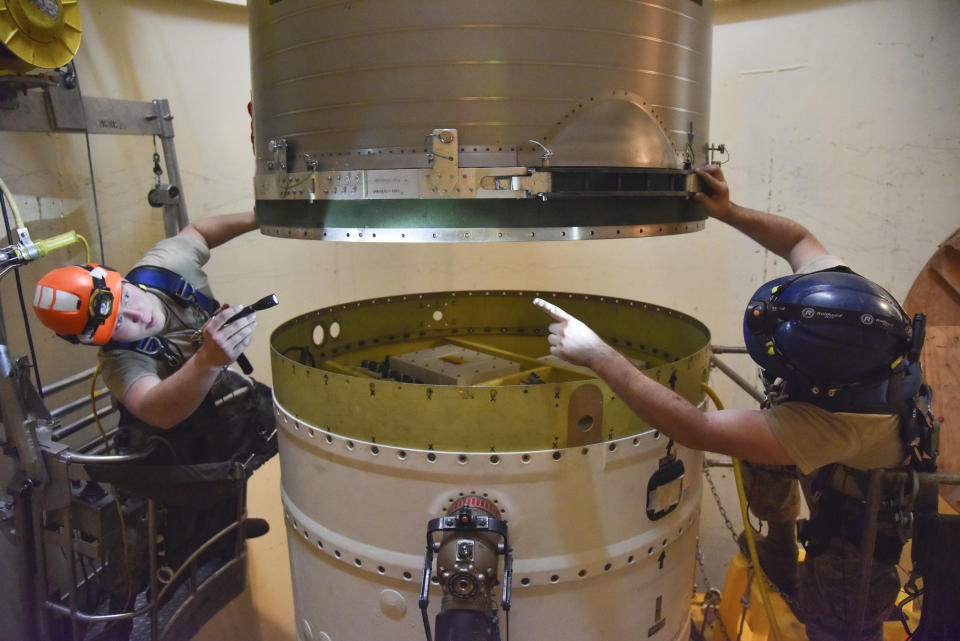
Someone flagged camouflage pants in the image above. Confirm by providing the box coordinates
[740,464,900,640]
[798,538,900,641]
[740,461,801,523]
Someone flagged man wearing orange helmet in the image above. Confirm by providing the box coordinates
[33,210,273,454]
[34,211,276,629]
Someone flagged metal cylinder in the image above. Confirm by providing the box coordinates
[270,291,711,640]
[249,0,714,242]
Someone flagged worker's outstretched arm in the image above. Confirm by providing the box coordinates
[119,305,257,429]
[695,165,829,273]
[180,211,259,249]
[533,298,794,465]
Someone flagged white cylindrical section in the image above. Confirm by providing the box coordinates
[277,403,701,641]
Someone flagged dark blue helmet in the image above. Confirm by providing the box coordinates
[743,268,914,388]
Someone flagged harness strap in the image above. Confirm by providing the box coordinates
[125,265,219,315]
[104,266,215,366]
[801,463,908,564]
[902,382,939,473]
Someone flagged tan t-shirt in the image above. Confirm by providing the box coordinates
[764,402,907,475]
[98,234,216,402]
[794,254,847,275]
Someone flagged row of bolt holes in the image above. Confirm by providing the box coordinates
[292,423,660,464]
[289,514,414,579]
[276,225,699,241]
[310,226,691,238]
[316,146,518,156]
[288,513,684,586]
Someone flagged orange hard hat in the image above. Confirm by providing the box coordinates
[33,264,123,345]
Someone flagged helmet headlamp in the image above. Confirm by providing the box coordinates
[89,287,115,320]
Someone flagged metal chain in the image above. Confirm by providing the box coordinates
[704,463,806,617]
[760,565,804,615]
[702,463,746,640]
[695,540,713,592]
[696,541,734,641]
[736,569,753,641]
[704,464,741,546]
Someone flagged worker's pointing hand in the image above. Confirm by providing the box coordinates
[196,304,257,369]
[533,297,611,369]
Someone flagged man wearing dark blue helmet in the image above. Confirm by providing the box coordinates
[535,165,936,641]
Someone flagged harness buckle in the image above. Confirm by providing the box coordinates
[134,336,164,356]
[134,336,182,368]
[895,468,919,543]
[175,279,196,303]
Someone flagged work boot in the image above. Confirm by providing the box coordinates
[242,517,270,539]
[738,520,799,596]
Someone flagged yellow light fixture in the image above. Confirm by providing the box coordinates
[0,0,82,72]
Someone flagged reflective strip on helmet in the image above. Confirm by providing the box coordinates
[34,285,81,312]
[34,284,48,308]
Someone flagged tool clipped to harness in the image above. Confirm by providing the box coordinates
[224,294,279,374]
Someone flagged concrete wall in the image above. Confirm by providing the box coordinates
[1,0,957,638]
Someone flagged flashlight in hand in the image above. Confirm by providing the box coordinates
[224,293,279,327]
[225,294,279,373]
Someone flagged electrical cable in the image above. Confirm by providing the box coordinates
[76,232,91,263]
[90,363,112,454]
[0,187,43,396]
[897,589,923,640]
[281,170,316,197]
[85,362,135,633]
[82,120,106,264]
[112,493,133,619]
[0,174,26,228]
[700,382,785,641]
[70,62,106,264]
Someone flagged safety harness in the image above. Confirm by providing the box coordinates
[104,265,219,367]
[763,309,938,474]
[766,355,940,563]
